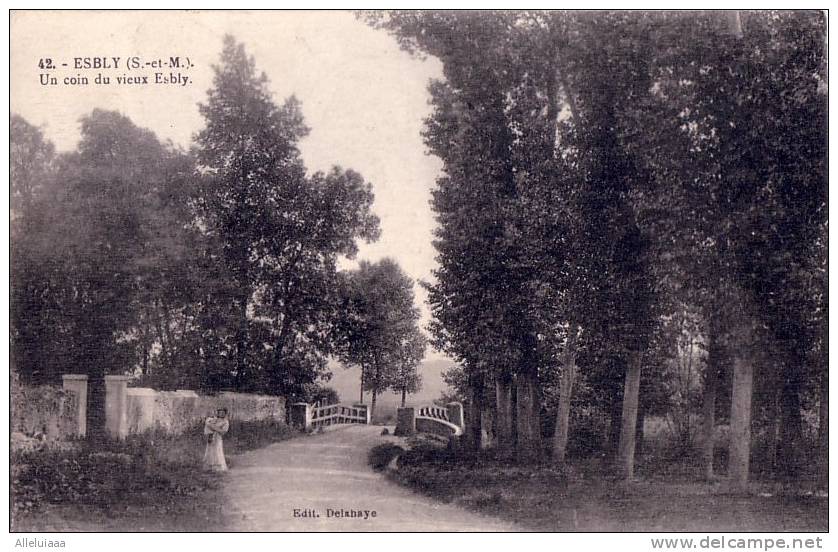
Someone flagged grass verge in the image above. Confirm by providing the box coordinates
[385,444,828,532]
[12,418,299,531]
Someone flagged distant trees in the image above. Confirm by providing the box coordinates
[335,259,426,416]
[10,36,393,434]
[10,115,55,216]
[367,10,826,486]
[391,334,426,407]
[11,109,196,437]
[10,115,57,380]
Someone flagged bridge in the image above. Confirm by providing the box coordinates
[289,401,371,430]
[398,402,464,437]
[311,403,371,428]
[414,404,464,437]
[288,400,465,438]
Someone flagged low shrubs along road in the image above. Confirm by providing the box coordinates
[374,442,828,532]
[12,419,297,531]
[368,443,405,471]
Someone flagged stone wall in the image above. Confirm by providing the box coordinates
[11,374,287,441]
[11,384,78,441]
[130,389,286,435]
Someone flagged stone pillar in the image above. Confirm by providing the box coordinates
[447,402,465,430]
[290,402,312,430]
[480,407,494,449]
[62,374,88,437]
[395,407,416,436]
[353,403,371,424]
[105,375,131,439]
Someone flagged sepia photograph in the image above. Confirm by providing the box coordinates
[8,8,829,538]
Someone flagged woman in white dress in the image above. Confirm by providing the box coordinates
[203,408,229,471]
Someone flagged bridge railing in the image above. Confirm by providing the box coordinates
[311,403,370,427]
[289,401,370,430]
[417,405,450,421]
[397,402,464,437]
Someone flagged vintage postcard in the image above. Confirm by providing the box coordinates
[8,9,828,543]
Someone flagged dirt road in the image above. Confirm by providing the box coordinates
[222,424,517,531]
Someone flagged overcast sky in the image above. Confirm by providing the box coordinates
[11,11,450,364]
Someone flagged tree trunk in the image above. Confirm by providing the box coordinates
[359,364,365,404]
[726,10,743,38]
[552,328,578,463]
[87,353,107,442]
[617,351,643,479]
[370,389,377,421]
[607,389,623,461]
[200,327,216,392]
[635,401,646,459]
[777,372,804,481]
[235,295,248,387]
[139,307,150,377]
[480,406,494,449]
[728,352,754,492]
[701,332,720,481]
[546,24,580,130]
[516,331,542,462]
[515,369,542,462]
[401,388,406,408]
[818,368,828,482]
[495,375,514,452]
[141,326,149,377]
[818,369,828,455]
[161,299,175,359]
[465,377,483,451]
[530,374,544,447]
[271,306,293,372]
[153,302,171,372]
[701,376,719,480]
[765,387,781,476]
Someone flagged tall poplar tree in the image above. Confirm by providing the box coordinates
[195,36,380,395]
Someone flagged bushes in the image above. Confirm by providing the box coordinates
[385,440,826,531]
[225,418,298,455]
[11,383,79,439]
[11,418,298,529]
[389,442,569,524]
[398,441,459,467]
[368,443,405,471]
[566,412,607,459]
[11,434,215,522]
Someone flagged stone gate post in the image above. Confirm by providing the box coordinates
[395,407,416,436]
[446,402,465,430]
[62,374,88,437]
[290,402,312,430]
[105,375,131,439]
